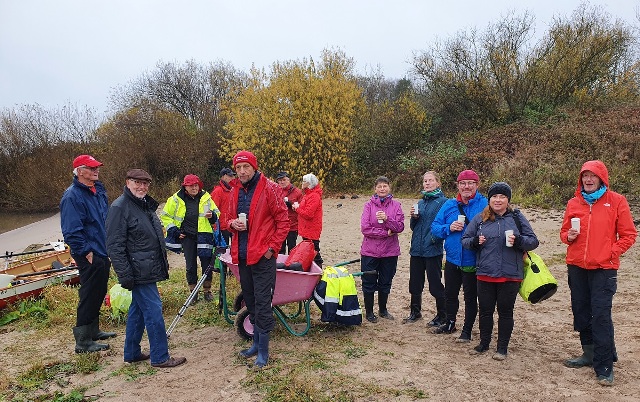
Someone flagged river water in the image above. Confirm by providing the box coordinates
[0,212,56,235]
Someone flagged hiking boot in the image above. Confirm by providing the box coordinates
[433,320,456,334]
[597,371,614,387]
[403,294,422,323]
[456,331,472,343]
[469,344,489,355]
[492,352,507,361]
[152,356,187,368]
[427,315,445,327]
[125,352,150,363]
[403,310,422,323]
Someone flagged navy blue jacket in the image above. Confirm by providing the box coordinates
[409,191,447,257]
[60,177,109,258]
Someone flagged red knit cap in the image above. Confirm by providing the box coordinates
[233,151,258,170]
[457,169,479,182]
[182,174,203,190]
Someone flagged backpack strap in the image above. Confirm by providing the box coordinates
[457,203,470,225]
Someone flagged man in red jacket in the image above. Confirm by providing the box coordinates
[226,151,288,368]
[211,167,235,246]
[560,160,636,386]
[276,171,303,254]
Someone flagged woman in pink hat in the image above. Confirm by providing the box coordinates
[161,174,220,302]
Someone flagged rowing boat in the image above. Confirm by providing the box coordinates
[0,249,79,310]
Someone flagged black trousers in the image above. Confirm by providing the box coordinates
[238,256,276,332]
[477,280,520,353]
[182,236,212,284]
[409,255,445,299]
[76,254,111,327]
[279,231,298,254]
[443,261,477,334]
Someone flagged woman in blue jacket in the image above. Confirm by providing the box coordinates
[462,182,539,361]
[404,171,447,325]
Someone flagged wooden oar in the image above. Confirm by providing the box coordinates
[14,265,76,279]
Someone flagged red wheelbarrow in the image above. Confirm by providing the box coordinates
[218,251,359,339]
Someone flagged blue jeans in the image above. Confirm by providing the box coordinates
[568,265,617,377]
[124,282,169,365]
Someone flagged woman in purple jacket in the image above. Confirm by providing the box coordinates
[360,176,405,323]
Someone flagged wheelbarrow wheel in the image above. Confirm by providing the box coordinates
[234,307,254,340]
[233,292,245,312]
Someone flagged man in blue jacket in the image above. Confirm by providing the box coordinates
[431,169,488,342]
[60,154,115,353]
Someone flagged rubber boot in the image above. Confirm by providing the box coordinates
[378,292,394,320]
[203,280,213,302]
[91,317,116,341]
[188,284,198,306]
[364,292,377,323]
[239,329,259,358]
[254,325,270,368]
[403,294,422,323]
[564,344,594,368]
[73,325,109,353]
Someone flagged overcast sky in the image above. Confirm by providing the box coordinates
[1,0,637,115]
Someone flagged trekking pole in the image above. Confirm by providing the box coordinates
[166,260,216,338]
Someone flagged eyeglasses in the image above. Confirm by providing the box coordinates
[458,181,477,187]
[80,166,99,172]
[129,179,151,187]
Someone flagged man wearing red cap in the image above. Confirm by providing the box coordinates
[226,150,288,368]
[431,169,488,341]
[161,174,220,302]
[60,154,116,353]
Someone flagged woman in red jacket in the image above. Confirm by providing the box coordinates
[560,160,636,387]
[293,173,324,268]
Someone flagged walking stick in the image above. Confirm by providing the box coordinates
[166,258,217,338]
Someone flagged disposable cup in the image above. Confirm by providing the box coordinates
[413,203,419,215]
[377,210,384,224]
[238,213,247,225]
[457,215,466,223]
[571,217,580,233]
[284,197,289,202]
[505,230,514,247]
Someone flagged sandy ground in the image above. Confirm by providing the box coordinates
[2,196,640,401]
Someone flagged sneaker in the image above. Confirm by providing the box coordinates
[469,344,489,355]
[597,372,614,386]
[124,352,150,363]
[432,321,456,334]
[151,356,187,368]
[492,352,507,361]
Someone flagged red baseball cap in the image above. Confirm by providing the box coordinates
[73,154,103,169]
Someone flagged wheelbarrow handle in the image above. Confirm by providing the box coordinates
[332,258,361,267]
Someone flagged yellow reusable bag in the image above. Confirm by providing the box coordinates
[519,252,557,304]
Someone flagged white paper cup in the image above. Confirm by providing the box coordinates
[571,217,580,233]
[284,197,288,202]
[505,229,514,247]
[377,210,384,224]
[238,213,247,225]
[457,215,466,223]
[413,203,419,215]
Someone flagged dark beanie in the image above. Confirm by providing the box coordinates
[488,182,512,201]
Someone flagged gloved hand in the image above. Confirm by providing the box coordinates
[120,278,135,291]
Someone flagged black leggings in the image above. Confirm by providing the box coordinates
[477,280,520,353]
[443,261,477,334]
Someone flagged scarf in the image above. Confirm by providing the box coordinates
[421,188,443,199]
[581,185,607,205]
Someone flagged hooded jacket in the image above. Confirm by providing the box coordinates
[409,191,447,258]
[279,184,303,231]
[360,194,405,258]
[226,173,289,265]
[297,186,323,240]
[560,160,637,269]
